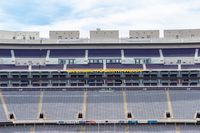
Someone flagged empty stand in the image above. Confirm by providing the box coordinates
[126,91,168,119]
[180,125,200,133]
[0,49,11,58]
[170,90,200,119]
[14,49,47,58]
[0,98,8,122]
[86,91,124,120]
[0,124,200,133]
[162,48,195,57]
[67,64,103,69]
[181,64,200,69]
[42,91,83,120]
[3,91,40,120]
[129,125,176,133]
[106,64,143,69]
[50,49,85,57]
[146,64,178,69]
[0,65,28,70]
[88,49,121,57]
[32,64,64,70]
[124,49,160,57]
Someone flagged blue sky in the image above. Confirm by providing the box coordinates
[0,0,200,37]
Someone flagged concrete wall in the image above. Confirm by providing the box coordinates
[49,31,80,39]
[164,29,200,39]
[90,29,119,41]
[129,30,160,39]
[0,31,39,40]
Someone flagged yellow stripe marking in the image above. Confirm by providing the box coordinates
[175,125,180,133]
[82,91,87,119]
[38,91,44,119]
[123,91,128,119]
[123,91,129,133]
[30,126,35,133]
[166,90,174,118]
[81,126,85,133]
[0,91,10,121]
[125,125,129,133]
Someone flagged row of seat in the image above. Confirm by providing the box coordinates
[0,48,198,58]
[0,124,199,133]
[0,90,200,122]
[1,64,200,70]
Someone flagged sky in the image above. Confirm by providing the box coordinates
[0,0,200,38]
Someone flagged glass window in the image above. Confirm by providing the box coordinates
[99,60,103,63]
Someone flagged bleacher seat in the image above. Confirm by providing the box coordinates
[14,49,47,58]
[50,49,85,58]
[0,49,11,58]
[146,64,178,69]
[88,49,121,57]
[162,48,195,57]
[124,49,160,57]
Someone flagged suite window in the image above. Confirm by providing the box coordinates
[68,59,75,64]
[177,59,181,64]
[58,36,62,39]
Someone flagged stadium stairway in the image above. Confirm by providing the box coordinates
[0,90,200,122]
[38,91,44,120]
[176,125,181,133]
[0,90,9,121]
[166,90,174,119]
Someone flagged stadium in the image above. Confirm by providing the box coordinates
[0,29,200,132]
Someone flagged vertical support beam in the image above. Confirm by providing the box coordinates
[103,60,106,70]
[11,50,15,59]
[159,49,164,58]
[143,64,146,71]
[195,48,199,58]
[28,65,32,71]
[11,50,15,63]
[194,48,199,63]
[85,50,88,61]
[178,64,181,70]
[46,50,50,61]
[64,64,67,70]
[121,49,125,63]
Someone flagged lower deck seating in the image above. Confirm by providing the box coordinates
[0,100,7,122]
[1,125,199,133]
[126,90,168,119]
[86,91,124,120]
[0,90,199,121]
[42,91,83,120]
[170,90,200,119]
[3,91,40,120]
[180,125,200,133]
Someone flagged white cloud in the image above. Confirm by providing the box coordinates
[0,0,200,38]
